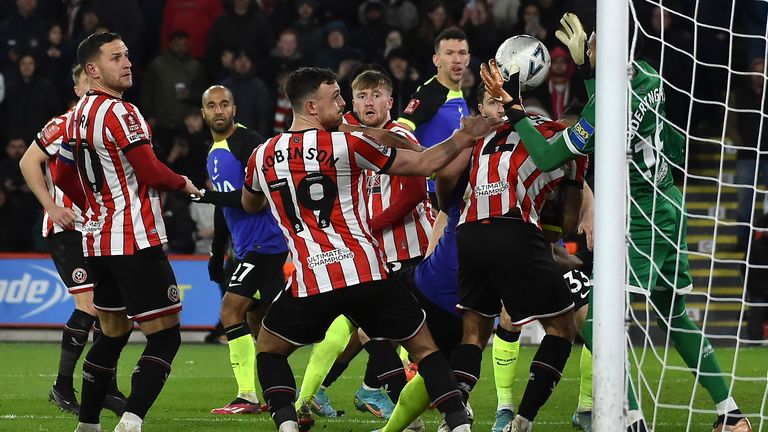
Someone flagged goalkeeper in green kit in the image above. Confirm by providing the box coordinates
[482,12,752,432]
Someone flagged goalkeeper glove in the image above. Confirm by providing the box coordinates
[208,252,225,283]
[555,13,593,78]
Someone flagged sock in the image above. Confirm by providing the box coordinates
[419,351,468,429]
[322,361,350,388]
[381,373,430,432]
[295,316,355,409]
[225,322,257,401]
[450,344,483,402]
[56,309,96,390]
[117,411,142,429]
[363,340,407,402]
[518,335,572,421]
[92,319,102,344]
[79,330,131,424]
[362,352,381,389]
[577,346,593,412]
[258,352,298,427]
[398,345,410,363]
[125,324,181,419]
[493,328,520,410]
[652,291,731,404]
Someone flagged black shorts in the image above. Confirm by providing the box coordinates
[563,269,592,311]
[47,231,94,294]
[86,245,182,322]
[227,250,288,304]
[262,278,426,346]
[456,218,574,325]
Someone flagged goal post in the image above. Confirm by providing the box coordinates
[593,0,630,430]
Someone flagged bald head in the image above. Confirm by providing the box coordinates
[201,85,237,136]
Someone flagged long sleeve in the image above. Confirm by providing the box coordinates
[368,175,427,234]
[124,143,186,191]
[210,205,230,257]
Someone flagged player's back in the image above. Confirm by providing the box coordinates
[247,129,396,297]
[64,90,165,256]
[460,114,587,228]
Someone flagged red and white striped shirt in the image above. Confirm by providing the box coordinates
[362,120,431,263]
[245,129,396,297]
[61,91,166,256]
[459,114,588,227]
[35,109,82,237]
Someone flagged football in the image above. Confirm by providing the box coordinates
[495,35,551,91]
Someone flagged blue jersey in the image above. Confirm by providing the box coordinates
[397,76,468,193]
[207,126,286,259]
[413,179,465,316]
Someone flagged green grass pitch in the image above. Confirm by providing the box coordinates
[0,342,765,431]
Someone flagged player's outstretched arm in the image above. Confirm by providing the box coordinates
[20,143,77,229]
[435,147,471,211]
[386,116,502,177]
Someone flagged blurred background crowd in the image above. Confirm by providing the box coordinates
[0,0,765,257]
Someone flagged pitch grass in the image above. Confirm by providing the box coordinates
[0,343,766,431]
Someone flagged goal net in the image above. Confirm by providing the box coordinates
[621,0,768,430]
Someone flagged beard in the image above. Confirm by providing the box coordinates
[205,117,234,134]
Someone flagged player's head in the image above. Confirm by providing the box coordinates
[71,64,89,98]
[286,67,345,130]
[433,27,470,86]
[77,32,132,94]
[201,85,237,135]
[351,70,393,128]
[475,83,504,120]
[587,32,596,68]
[558,100,585,127]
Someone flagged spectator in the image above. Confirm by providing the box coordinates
[90,0,144,62]
[260,28,305,89]
[293,0,323,58]
[337,58,363,105]
[510,1,550,46]
[490,0,521,33]
[205,0,275,81]
[0,138,36,251]
[272,70,292,135]
[459,0,498,61]
[141,30,206,149]
[352,2,390,63]
[410,1,453,74]
[384,0,419,32]
[39,22,70,102]
[383,29,404,59]
[2,53,59,142]
[161,0,223,60]
[0,0,47,69]
[164,108,210,187]
[314,20,364,73]
[386,47,419,117]
[525,45,587,121]
[0,183,29,251]
[732,59,768,248]
[221,51,272,137]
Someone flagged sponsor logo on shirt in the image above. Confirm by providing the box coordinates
[404,98,420,114]
[569,117,594,150]
[474,181,509,197]
[307,248,355,269]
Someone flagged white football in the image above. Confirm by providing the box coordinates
[495,35,551,91]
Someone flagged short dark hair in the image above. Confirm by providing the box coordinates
[352,70,393,95]
[434,27,467,53]
[285,67,337,111]
[77,32,122,69]
[475,83,487,102]
[169,30,190,41]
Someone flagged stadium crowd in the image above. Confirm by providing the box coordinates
[0,0,765,254]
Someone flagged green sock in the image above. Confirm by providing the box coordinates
[651,291,730,404]
[577,345,593,412]
[493,333,520,409]
[398,345,409,363]
[228,333,256,396]
[295,316,356,409]
[381,373,430,432]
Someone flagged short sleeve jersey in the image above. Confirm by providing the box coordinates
[397,76,469,192]
[206,124,287,258]
[244,129,396,297]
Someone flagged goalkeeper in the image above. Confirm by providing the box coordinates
[484,12,751,432]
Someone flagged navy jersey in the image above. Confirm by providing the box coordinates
[207,125,287,258]
[413,177,466,316]
[397,76,469,193]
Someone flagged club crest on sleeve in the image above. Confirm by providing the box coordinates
[122,112,141,132]
[404,98,420,114]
